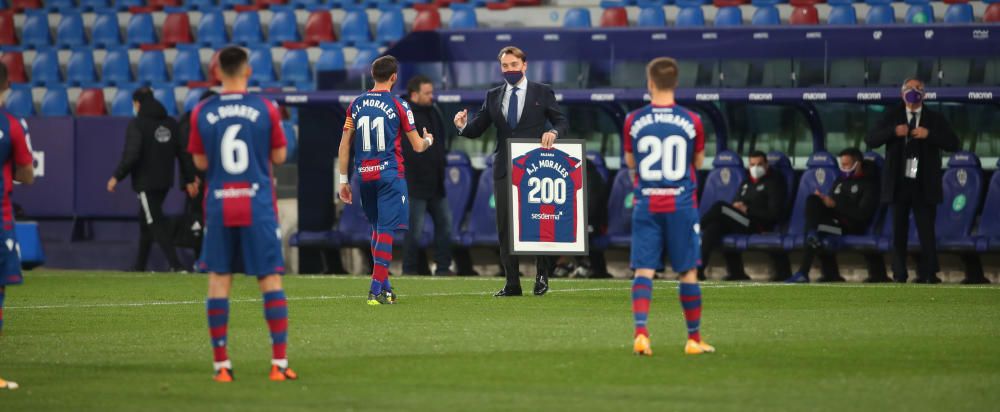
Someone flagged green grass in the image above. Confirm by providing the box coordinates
[1,271,999,411]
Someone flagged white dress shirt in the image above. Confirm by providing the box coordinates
[500,76,527,125]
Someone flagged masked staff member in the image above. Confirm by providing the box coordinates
[698,151,791,281]
[866,78,959,284]
[786,148,885,283]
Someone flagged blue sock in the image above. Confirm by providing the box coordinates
[381,277,392,293]
[370,279,383,296]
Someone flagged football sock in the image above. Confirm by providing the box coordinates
[263,290,289,362]
[0,286,5,333]
[371,231,393,295]
[679,282,702,342]
[382,277,392,293]
[206,298,230,365]
[631,277,653,337]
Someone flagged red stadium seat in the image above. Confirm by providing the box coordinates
[0,52,27,84]
[413,7,443,31]
[76,89,108,116]
[11,0,42,11]
[149,0,182,8]
[162,12,194,46]
[304,10,336,44]
[789,5,819,24]
[987,3,1000,22]
[0,12,15,46]
[789,0,818,5]
[485,1,514,10]
[600,7,629,27]
[512,0,541,5]
[254,0,286,7]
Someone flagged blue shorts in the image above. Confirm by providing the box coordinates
[0,229,22,286]
[360,178,409,232]
[197,217,285,277]
[630,204,701,273]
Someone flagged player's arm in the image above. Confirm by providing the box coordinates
[622,112,636,184]
[271,146,287,165]
[337,116,355,204]
[265,98,289,165]
[406,128,433,153]
[188,105,209,172]
[10,118,34,185]
[692,112,706,170]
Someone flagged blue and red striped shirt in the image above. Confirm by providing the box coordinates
[623,103,705,213]
[0,110,34,230]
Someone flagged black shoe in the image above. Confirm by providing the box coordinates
[864,276,892,283]
[457,270,480,277]
[434,270,456,276]
[925,276,943,284]
[722,273,751,281]
[960,277,991,285]
[588,271,613,279]
[770,273,791,282]
[893,275,908,283]
[494,287,523,297]
[533,275,549,296]
[817,275,846,283]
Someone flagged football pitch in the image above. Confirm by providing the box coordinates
[1,271,998,411]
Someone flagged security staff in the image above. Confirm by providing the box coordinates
[699,151,791,281]
[786,148,885,283]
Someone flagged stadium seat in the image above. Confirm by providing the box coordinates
[586,150,610,184]
[600,7,629,27]
[637,6,666,26]
[291,0,322,8]
[331,175,373,247]
[153,86,179,116]
[21,11,52,48]
[183,87,207,113]
[79,0,111,10]
[14,222,44,270]
[305,10,336,44]
[11,0,42,9]
[111,86,137,116]
[563,7,592,27]
[91,11,122,47]
[604,168,633,247]
[904,0,935,23]
[115,0,144,9]
[714,6,743,25]
[197,9,229,47]
[76,88,108,116]
[790,4,819,24]
[376,6,406,44]
[56,12,87,48]
[41,87,71,116]
[0,11,14,46]
[827,1,858,24]
[30,48,61,86]
[127,13,158,46]
[930,152,983,252]
[449,3,479,28]
[232,11,265,45]
[138,50,170,84]
[698,150,746,217]
[66,49,98,86]
[221,0,251,8]
[269,6,301,44]
[173,45,206,84]
[973,158,1000,251]
[341,8,372,45]
[0,52,27,84]
[162,12,194,45]
[461,154,500,247]
[249,47,277,86]
[185,0,216,9]
[280,48,312,86]
[351,46,380,70]
[865,0,896,24]
[316,43,345,71]
[45,0,74,10]
[825,152,887,252]
[4,86,35,117]
[751,2,781,25]
[943,2,974,23]
[676,3,706,26]
[444,151,475,243]
[781,152,839,249]
[102,48,134,85]
[987,2,1000,23]
[413,7,442,31]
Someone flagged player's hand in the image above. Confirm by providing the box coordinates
[541,131,557,148]
[911,127,929,139]
[895,125,909,138]
[339,183,352,204]
[185,182,199,198]
[821,195,836,208]
[106,177,118,193]
[423,127,434,148]
[453,109,468,130]
[732,201,747,213]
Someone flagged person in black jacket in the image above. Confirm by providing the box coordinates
[865,78,959,284]
[698,151,791,281]
[175,90,216,257]
[107,88,196,272]
[453,46,569,296]
[400,75,455,276]
[786,148,886,283]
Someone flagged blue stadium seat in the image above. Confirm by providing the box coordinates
[115,0,145,9]
[282,120,298,163]
[825,152,887,251]
[316,43,346,71]
[30,48,61,86]
[332,174,374,247]
[714,6,743,26]
[676,2,706,27]
[933,152,983,251]
[249,47,277,86]
[341,8,372,45]
[197,9,229,47]
[4,86,35,117]
[66,48,98,86]
[183,87,207,113]
[827,1,858,24]
[563,7,592,27]
[79,0,112,10]
[637,6,666,27]
[865,0,896,24]
[376,6,406,44]
[41,86,71,116]
[449,3,479,29]
[91,11,122,48]
[269,6,301,44]
[586,150,609,183]
[45,0,75,10]
[351,46,380,70]
[280,48,312,87]
[185,0,216,9]
[127,13,158,46]
[221,0,251,8]
[444,151,475,243]
[153,86,178,116]
[102,48,134,85]
[15,222,45,270]
[111,86,137,116]
[56,12,87,48]
[944,2,974,23]
[232,11,265,45]
[779,152,838,249]
[604,168,633,247]
[461,154,499,247]
[974,158,1000,251]
[173,45,205,84]
[751,5,781,25]
[138,50,170,84]
[904,0,935,23]
[21,11,52,48]
[698,150,745,217]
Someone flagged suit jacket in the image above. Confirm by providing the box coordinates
[865,104,959,205]
[459,80,569,180]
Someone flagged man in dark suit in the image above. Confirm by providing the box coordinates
[453,46,569,297]
[866,78,959,284]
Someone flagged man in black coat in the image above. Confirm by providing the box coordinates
[866,78,959,284]
[453,46,569,297]
[786,148,885,283]
[107,88,196,272]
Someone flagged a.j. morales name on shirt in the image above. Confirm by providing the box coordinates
[524,152,570,178]
[353,98,398,120]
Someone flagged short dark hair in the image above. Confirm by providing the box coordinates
[132,87,154,103]
[0,61,8,91]
[407,75,432,95]
[371,55,398,83]
[647,57,679,91]
[749,150,768,163]
[217,46,249,77]
[498,46,527,63]
[839,148,863,163]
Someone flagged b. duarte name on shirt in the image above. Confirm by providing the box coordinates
[206,104,261,125]
[525,157,570,178]
[214,183,260,199]
[356,98,398,119]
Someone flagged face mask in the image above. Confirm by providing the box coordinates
[749,165,766,180]
[903,88,924,104]
[503,70,524,86]
[839,162,858,179]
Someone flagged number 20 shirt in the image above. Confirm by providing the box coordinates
[623,103,705,213]
[511,147,583,243]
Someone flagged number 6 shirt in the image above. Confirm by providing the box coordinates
[623,103,705,213]
[511,147,583,242]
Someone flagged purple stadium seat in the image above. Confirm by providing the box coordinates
[932,152,983,251]
[604,168,634,247]
[444,151,475,243]
[698,150,745,217]
[974,158,1000,251]
[904,0,935,23]
[461,154,500,247]
[332,174,374,246]
[825,152,887,251]
[586,150,609,184]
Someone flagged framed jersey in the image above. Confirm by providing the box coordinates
[506,139,588,256]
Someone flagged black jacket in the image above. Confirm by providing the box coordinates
[459,80,569,180]
[830,160,879,233]
[865,104,959,205]
[735,170,787,231]
[401,97,447,199]
[113,96,194,192]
